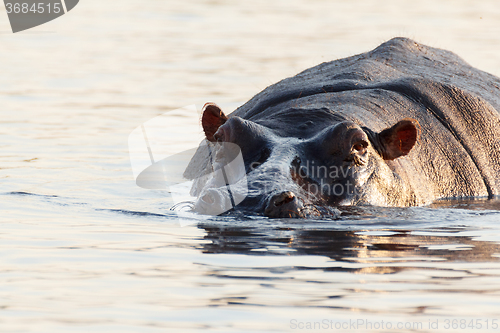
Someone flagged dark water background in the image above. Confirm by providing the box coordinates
[1,1,500,332]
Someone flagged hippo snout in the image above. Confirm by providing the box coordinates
[264,191,304,218]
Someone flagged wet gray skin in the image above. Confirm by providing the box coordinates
[186,37,500,218]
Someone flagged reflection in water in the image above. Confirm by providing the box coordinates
[190,202,500,322]
[195,205,500,318]
[201,222,500,264]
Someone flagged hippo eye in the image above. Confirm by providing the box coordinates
[353,140,368,154]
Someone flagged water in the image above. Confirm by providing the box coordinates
[1,0,500,332]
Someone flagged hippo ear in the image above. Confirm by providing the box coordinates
[201,102,228,142]
[377,119,420,160]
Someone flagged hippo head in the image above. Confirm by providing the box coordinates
[191,103,419,218]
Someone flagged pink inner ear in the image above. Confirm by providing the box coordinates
[201,103,227,142]
[379,119,420,160]
[396,125,418,154]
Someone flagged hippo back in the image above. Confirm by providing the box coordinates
[229,37,500,201]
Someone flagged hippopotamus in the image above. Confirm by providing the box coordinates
[186,37,500,218]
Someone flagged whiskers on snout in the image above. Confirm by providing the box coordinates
[170,201,195,212]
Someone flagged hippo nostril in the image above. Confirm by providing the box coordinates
[273,191,296,207]
[265,191,304,218]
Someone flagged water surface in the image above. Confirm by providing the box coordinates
[1,1,500,332]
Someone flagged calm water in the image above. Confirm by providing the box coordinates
[2,1,500,332]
